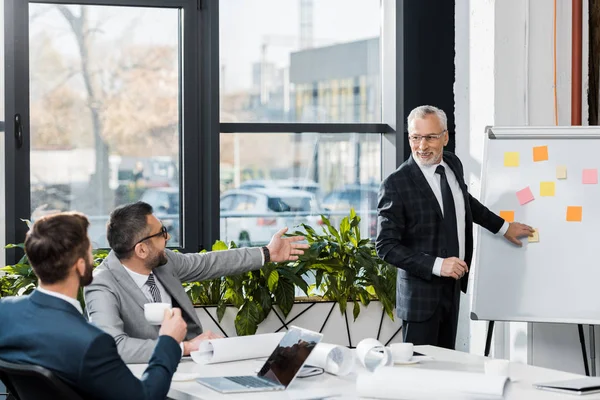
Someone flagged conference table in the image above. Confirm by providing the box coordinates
[128,345,600,399]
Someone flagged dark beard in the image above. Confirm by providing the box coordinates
[149,250,168,269]
[79,259,94,287]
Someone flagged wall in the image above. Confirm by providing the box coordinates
[456,0,593,374]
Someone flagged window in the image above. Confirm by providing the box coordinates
[220,0,381,123]
[27,4,182,247]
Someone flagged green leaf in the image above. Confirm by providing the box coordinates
[217,302,227,322]
[353,301,361,321]
[267,270,279,292]
[274,278,295,317]
[315,269,323,289]
[212,240,229,251]
[4,244,24,250]
[234,300,261,336]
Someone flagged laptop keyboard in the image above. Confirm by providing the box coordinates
[225,376,278,388]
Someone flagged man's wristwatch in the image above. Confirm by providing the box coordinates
[261,246,271,264]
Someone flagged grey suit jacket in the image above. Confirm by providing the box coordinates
[84,247,262,363]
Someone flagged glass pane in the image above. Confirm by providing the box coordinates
[29,4,181,248]
[219,132,381,246]
[220,0,381,123]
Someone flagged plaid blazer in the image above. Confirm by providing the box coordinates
[376,152,504,322]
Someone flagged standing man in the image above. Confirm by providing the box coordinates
[0,212,187,400]
[376,105,534,349]
[85,201,309,363]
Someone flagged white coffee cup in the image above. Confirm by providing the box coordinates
[390,342,414,362]
[144,303,172,325]
[484,359,510,376]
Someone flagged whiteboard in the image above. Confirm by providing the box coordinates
[471,126,600,324]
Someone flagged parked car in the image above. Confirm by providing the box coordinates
[239,178,323,200]
[220,188,323,246]
[321,184,380,239]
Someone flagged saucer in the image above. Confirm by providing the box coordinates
[393,358,420,365]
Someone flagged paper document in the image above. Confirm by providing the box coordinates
[306,343,356,376]
[190,332,285,364]
[357,367,508,399]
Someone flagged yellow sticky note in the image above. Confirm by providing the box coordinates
[566,206,583,222]
[556,165,567,179]
[533,146,549,162]
[540,182,555,197]
[528,229,539,243]
[499,210,515,223]
[504,152,519,167]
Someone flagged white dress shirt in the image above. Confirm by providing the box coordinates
[121,265,172,306]
[37,286,83,314]
[415,160,509,276]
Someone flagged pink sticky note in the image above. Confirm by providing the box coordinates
[583,169,598,184]
[516,187,535,205]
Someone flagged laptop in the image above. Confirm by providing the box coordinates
[196,326,323,393]
[533,377,600,395]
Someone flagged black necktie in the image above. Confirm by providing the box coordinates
[146,273,162,303]
[435,165,459,258]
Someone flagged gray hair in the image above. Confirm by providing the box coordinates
[407,105,448,134]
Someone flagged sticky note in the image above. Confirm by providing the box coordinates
[528,229,539,243]
[582,169,598,184]
[566,206,583,222]
[556,165,567,179]
[540,182,555,197]
[516,187,535,205]
[533,146,549,162]
[504,152,519,167]
[499,211,515,223]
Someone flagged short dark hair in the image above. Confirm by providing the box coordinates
[25,212,90,285]
[107,201,154,259]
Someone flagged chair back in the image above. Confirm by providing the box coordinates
[0,359,84,400]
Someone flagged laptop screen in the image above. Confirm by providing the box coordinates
[257,326,323,387]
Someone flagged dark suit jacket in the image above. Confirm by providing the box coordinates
[376,152,504,322]
[0,290,181,400]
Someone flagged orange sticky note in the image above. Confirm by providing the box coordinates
[504,152,519,167]
[566,206,583,222]
[499,211,515,223]
[556,165,567,179]
[533,146,549,162]
[528,229,539,243]
[540,182,555,197]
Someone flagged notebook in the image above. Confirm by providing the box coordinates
[196,326,323,393]
[533,377,600,395]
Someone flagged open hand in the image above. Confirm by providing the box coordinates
[183,330,223,355]
[266,227,310,262]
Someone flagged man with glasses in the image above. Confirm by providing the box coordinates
[376,105,534,349]
[85,201,309,363]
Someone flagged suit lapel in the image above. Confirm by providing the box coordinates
[407,156,443,219]
[154,266,201,326]
[105,252,148,312]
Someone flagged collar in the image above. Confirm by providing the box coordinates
[36,286,83,314]
[121,264,150,289]
[415,158,449,180]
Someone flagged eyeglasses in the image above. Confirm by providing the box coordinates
[129,225,168,252]
[408,130,447,143]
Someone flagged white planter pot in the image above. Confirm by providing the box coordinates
[195,300,403,347]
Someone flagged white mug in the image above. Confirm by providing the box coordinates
[144,302,172,325]
[390,342,413,362]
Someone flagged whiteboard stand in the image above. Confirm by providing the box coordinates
[590,325,596,376]
[484,321,494,357]
[578,324,591,376]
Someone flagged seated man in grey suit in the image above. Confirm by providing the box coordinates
[85,201,309,363]
[0,212,187,400]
